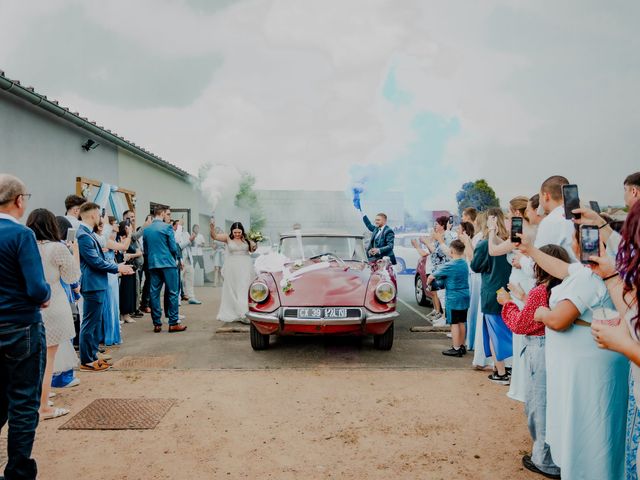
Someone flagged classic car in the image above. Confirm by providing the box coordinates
[246,231,398,351]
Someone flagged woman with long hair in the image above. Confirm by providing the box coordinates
[489,196,537,402]
[210,220,257,323]
[116,220,140,324]
[532,224,628,479]
[589,200,640,479]
[471,207,513,384]
[26,208,80,420]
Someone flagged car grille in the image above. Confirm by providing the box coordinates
[282,308,363,319]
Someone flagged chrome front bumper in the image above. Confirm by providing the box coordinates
[246,308,398,325]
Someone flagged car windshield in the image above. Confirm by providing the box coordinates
[280,236,367,262]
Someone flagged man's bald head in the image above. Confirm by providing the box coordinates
[0,174,26,205]
[0,174,28,220]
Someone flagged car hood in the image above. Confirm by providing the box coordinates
[272,263,372,307]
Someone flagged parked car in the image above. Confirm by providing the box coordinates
[414,253,434,307]
[393,233,425,274]
[246,231,398,351]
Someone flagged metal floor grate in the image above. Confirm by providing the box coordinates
[59,398,176,430]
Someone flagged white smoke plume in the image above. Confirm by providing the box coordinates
[197,162,243,211]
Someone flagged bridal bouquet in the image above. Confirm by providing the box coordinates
[247,230,264,243]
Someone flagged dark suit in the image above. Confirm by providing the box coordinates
[77,223,118,364]
[143,220,180,326]
[363,216,397,265]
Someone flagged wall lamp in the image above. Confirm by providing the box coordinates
[82,139,100,151]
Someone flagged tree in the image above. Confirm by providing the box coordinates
[235,172,266,232]
[456,179,500,214]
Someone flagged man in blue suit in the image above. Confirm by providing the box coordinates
[0,174,50,480]
[77,202,134,371]
[362,212,397,265]
[143,205,187,333]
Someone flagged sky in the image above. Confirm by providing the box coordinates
[0,0,638,212]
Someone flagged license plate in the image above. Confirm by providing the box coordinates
[298,308,322,319]
[325,308,348,319]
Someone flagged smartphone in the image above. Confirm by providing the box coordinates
[510,217,523,243]
[66,228,77,243]
[448,215,453,224]
[580,225,599,264]
[562,184,581,220]
[589,201,601,214]
[101,207,106,217]
[125,218,131,227]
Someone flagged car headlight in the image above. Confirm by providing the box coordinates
[375,282,396,303]
[249,282,270,303]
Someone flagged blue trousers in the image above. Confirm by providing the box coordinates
[0,321,46,480]
[150,267,180,326]
[522,336,560,476]
[80,290,105,365]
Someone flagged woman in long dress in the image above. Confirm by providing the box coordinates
[487,197,536,401]
[534,228,628,479]
[26,209,80,420]
[209,220,256,323]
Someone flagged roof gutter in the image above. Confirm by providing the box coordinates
[0,73,190,179]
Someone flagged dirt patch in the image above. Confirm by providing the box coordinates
[33,368,539,479]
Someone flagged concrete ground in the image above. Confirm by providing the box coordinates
[2,277,539,479]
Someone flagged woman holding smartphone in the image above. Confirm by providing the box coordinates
[488,196,536,403]
[532,224,629,480]
[589,200,640,480]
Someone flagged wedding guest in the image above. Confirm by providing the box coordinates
[26,208,80,420]
[497,244,568,479]
[210,219,256,323]
[123,210,144,318]
[77,202,133,370]
[429,239,470,357]
[63,194,86,229]
[533,226,628,480]
[525,194,544,227]
[471,208,512,384]
[488,196,537,403]
[211,227,226,287]
[191,224,206,271]
[0,174,50,479]
[139,214,154,313]
[117,220,141,324]
[143,205,186,333]
[589,199,640,479]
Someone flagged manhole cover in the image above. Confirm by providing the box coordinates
[59,398,176,430]
[113,355,176,369]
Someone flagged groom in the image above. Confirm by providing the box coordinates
[362,212,397,265]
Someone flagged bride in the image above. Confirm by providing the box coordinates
[209,220,257,323]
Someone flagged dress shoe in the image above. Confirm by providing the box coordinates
[168,324,187,333]
[153,325,162,333]
[522,454,561,479]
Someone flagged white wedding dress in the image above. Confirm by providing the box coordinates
[216,240,256,322]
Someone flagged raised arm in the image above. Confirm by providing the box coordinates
[488,230,516,257]
[411,238,429,258]
[517,232,570,280]
[78,233,119,274]
[362,215,376,233]
[209,221,229,243]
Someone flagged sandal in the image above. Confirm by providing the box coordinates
[41,407,70,420]
[80,360,111,372]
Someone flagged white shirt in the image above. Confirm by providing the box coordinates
[0,212,19,224]
[534,206,577,261]
[64,215,81,229]
[191,233,205,256]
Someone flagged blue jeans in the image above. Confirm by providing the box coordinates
[80,290,105,365]
[522,335,560,476]
[0,321,46,480]
[150,267,179,326]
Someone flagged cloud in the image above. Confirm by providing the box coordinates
[0,0,637,210]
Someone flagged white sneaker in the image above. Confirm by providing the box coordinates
[124,315,136,324]
[178,314,185,320]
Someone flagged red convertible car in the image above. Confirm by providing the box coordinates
[246,231,398,351]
